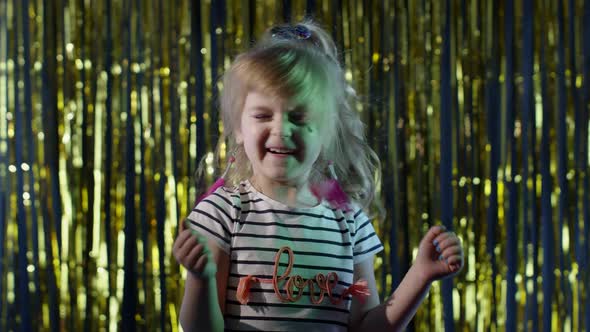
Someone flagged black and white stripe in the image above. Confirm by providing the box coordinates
[185,180,383,331]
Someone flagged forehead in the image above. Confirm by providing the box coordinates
[243,91,283,109]
[243,90,332,115]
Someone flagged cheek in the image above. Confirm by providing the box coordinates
[306,122,323,139]
[244,127,270,156]
[303,130,323,156]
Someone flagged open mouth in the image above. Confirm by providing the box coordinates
[267,147,296,156]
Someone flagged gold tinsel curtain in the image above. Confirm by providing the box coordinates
[1,0,589,331]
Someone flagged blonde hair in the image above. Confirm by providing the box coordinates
[199,20,382,215]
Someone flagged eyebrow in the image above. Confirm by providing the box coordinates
[247,105,274,112]
[247,105,309,113]
[288,105,307,113]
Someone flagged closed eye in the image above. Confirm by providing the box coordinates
[289,110,307,124]
[253,114,272,120]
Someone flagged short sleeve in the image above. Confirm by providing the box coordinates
[351,207,384,264]
[185,187,240,254]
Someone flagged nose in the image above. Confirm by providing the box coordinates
[271,113,294,138]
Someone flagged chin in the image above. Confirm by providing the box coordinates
[269,175,293,183]
[259,172,293,183]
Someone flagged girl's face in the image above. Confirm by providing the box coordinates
[236,90,324,187]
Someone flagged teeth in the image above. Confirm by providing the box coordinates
[269,148,294,154]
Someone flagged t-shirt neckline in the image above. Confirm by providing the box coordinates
[243,179,327,211]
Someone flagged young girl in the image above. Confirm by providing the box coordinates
[173,20,464,332]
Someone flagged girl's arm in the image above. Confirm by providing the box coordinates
[179,240,229,332]
[350,259,431,332]
[350,226,463,332]
[178,237,230,332]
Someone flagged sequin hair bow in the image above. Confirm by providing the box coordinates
[310,161,352,211]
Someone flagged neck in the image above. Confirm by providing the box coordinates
[250,175,318,208]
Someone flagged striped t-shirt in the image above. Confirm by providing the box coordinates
[185,180,383,331]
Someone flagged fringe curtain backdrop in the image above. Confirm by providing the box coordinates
[1,0,589,331]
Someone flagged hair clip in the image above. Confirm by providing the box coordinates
[310,161,352,211]
[270,24,312,40]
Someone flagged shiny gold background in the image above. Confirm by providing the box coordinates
[1,0,588,331]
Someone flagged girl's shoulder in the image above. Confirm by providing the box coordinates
[341,202,370,222]
[194,182,245,211]
[206,180,255,207]
[212,182,246,203]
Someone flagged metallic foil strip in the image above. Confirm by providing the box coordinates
[2,0,589,331]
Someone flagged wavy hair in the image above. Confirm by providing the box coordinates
[197,19,383,216]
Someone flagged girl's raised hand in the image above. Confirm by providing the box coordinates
[173,220,216,279]
[414,225,464,283]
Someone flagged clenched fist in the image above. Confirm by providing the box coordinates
[414,225,464,283]
[173,220,217,279]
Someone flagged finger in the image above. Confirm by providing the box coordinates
[173,229,193,254]
[177,234,199,257]
[445,254,463,266]
[422,225,447,245]
[441,245,462,259]
[432,232,454,252]
[193,254,209,276]
[448,261,462,273]
[435,233,460,251]
[183,220,207,244]
[185,243,206,268]
[446,257,464,273]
